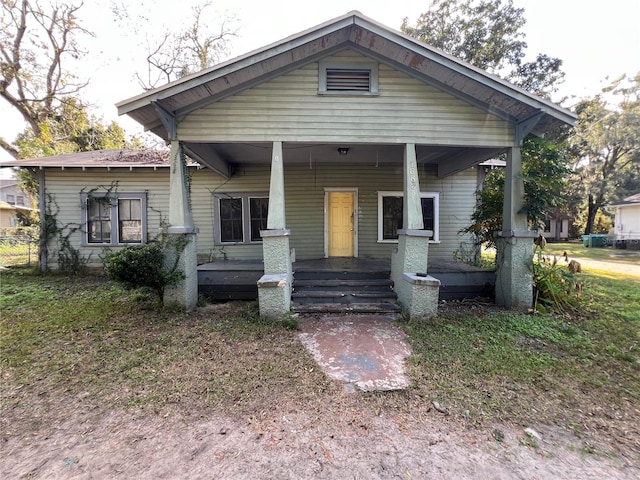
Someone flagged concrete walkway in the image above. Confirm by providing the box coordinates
[298,315,411,392]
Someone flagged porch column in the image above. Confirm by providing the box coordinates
[391,143,440,319]
[258,141,292,318]
[495,145,536,309]
[163,140,199,310]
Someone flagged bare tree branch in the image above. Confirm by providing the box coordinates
[0,0,92,156]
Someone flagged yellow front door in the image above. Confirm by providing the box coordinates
[328,192,354,257]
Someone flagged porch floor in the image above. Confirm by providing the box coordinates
[198,257,495,302]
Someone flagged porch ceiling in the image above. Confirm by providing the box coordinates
[184,141,505,178]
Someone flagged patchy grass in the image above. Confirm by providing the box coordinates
[1,268,639,458]
[542,241,640,264]
[403,270,640,456]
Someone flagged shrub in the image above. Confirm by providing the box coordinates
[104,243,183,301]
[532,245,581,314]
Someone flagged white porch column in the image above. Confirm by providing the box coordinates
[258,141,292,318]
[391,143,440,319]
[163,140,199,310]
[495,145,536,309]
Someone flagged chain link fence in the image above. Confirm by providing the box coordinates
[0,236,39,267]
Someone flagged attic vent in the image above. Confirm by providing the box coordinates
[318,59,379,95]
[326,69,370,91]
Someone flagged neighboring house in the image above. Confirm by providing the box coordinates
[541,215,570,241]
[607,193,640,249]
[0,179,32,209]
[0,178,36,228]
[4,12,575,317]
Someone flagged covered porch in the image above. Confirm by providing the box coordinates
[198,257,495,306]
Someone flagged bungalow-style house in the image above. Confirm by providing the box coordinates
[607,193,640,249]
[5,12,575,318]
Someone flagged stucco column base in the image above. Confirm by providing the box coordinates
[258,274,291,319]
[391,230,436,319]
[399,273,441,320]
[494,231,537,309]
[259,229,292,318]
[163,231,198,311]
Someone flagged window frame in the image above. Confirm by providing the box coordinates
[80,192,147,246]
[377,191,440,243]
[318,59,379,95]
[213,192,269,245]
[6,194,15,205]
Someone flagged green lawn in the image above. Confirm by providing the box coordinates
[1,268,639,456]
[541,241,640,264]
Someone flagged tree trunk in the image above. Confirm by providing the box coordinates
[584,194,597,235]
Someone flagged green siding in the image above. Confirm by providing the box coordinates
[43,163,477,268]
[178,50,513,146]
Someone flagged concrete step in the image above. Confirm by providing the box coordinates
[294,271,390,281]
[292,302,401,314]
[292,290,397,304]
[294,278,393,288]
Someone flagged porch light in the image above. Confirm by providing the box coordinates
[337,146,350,155]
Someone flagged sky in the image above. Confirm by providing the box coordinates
[1,0,639,174]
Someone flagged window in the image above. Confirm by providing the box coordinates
[214,193,269,244]
[81,193,147,246]
[377,191,439,242]
[318,60,379,95]
[16,195,24,206]
[6,194,14,205]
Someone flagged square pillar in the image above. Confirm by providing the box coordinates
[390,144,439,320]
[163,141,199,311]
[494,231,536,309]
[258,142,292,319]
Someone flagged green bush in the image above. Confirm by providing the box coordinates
[532,245,581,314]
[104,244,182,301]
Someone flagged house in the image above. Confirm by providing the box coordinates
[606,193,640,249]
[541,214,570,241]
[4,12,575,318]
[0,178,36,228]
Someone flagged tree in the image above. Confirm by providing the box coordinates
[0,0,91,158]
[401,0,565,98]
[570,74,640,234]
[135,1,237,89]
[14,97,141,158]
[465,137,571,245]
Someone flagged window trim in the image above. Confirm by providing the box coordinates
[377,191,440,243]
[80,192,147,246]
[213,192,269,245]
[318,59,379,95]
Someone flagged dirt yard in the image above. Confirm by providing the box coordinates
[2,375,638,479]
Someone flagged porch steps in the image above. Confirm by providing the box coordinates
[292,271,400,314]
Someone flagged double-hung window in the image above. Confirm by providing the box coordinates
[81,192,147,245]
[377,191,439,242]
[214,193,269,244]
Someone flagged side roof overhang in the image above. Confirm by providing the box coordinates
[117,10,576,175]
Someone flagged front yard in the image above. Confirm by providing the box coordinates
[1,267,638,476]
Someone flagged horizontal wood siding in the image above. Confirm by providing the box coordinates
[43,162,477,268]
[44,169,171,269]
[179,50,513,146]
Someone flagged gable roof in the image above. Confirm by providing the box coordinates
[609,193,640,206]
[0,149,199,169]
[117,11,576,140]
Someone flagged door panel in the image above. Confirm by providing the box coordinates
[328,192,354,257]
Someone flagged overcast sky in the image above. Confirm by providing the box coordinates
[1,0,639,170]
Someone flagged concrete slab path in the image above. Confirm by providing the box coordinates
[298,315,412,392]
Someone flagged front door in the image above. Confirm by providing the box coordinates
[327,191,355,257]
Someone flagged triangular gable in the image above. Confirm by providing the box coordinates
[117,11,575,140]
